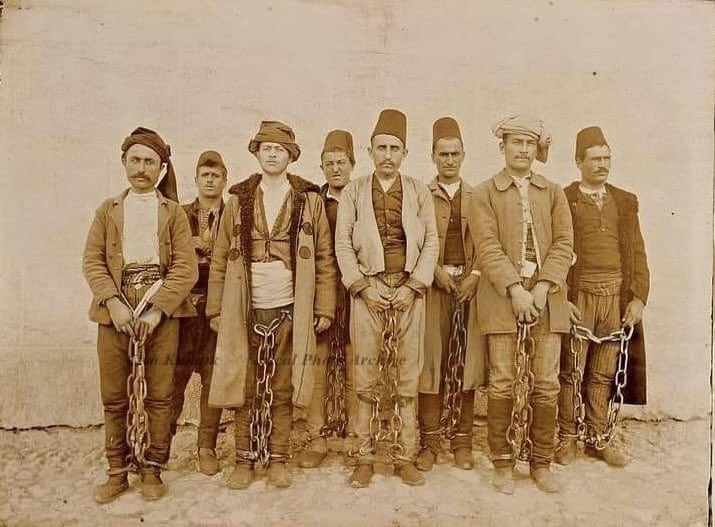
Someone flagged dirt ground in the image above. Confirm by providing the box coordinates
[0,418,710,527]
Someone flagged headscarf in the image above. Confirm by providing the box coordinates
[121,126,178,201]
[248,120,301,161]
[492,114,552,163]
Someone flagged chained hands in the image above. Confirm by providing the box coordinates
[134,305,163,345]
[391,285,416,312]
[106,296,135,338]
[622,297,644,327]
[508,283,539,323]
[434,266,457,294]
[530,281,550,313]
[209,316,221,333]
[314,316,331,333]
[455,274,479,304]
[360,286,391,313]
[192,235,212,257]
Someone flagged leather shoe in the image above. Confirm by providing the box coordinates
[93,474,129,504]
[198,448,220,476]
[266,462,292,488]
[453,448,474,470]
[396,463,425,486]
[226,464,254,490]
[349,464,374,488]
[415,448,436,472]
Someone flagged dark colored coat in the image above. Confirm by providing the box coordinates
[182,198,225,293]
[564,182,649,405]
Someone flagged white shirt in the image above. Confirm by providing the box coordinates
[122,190,159,265]
[260,178,291,232]
[438,180,461,200]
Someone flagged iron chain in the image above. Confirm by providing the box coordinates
[506,320,536,462]
[440,298,467,439]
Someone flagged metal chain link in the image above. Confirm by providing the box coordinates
[440,298,467,439]
[506,320,536,462]
[124,279,163,472]
[322,289,348,439]
[352,308,411,463]
[249,310,291,468]
[568,324,634,450]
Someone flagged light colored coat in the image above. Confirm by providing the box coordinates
[82,188,197,323]
[472,169,573,334]
[334,173,439,292]
[206,175,337,409]
[420,179,487,393]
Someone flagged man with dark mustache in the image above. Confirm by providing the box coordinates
[335,109,439,488]
[555,126,649,467]
[472,115,573,494]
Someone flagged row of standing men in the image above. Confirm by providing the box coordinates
[82,110,649,503]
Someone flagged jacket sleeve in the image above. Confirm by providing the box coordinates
[630,199,650,304]
[206,195,236,318]
[149,204,198,316]
[311,194,338,319]
[473,183,522,296]
[407,181,439,292]
[334,181,368,296]
[82,200,120,304]
[536,185,574,287]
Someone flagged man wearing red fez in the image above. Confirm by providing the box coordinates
[416,117,485,473]
[82,127,197,502]
[293,129,358,469]
[473,115,573,494]
[169,150,228,476]
[555,126,649,468]
[206,120,337,489]
[335,109,439,487]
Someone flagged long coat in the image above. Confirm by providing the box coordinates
[82,188,197,323]
[563,182,649,404]
[420,179,487,393]
[473,169,574,334]
[206,174,337,409]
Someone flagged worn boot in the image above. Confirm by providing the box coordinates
[417,393,442,471]
[349,463,374,488]
[396,463,426,486]
[450,390,476,470]
[226,463,254,490]
[140,466,167,501]
[487,397,514,468]
[453,446,475,470]
[198,448,220,475]
[93,472,129,504]
[585,443,629,467]
[554,438,577,466]
[416,430,440,472]
[530,466,560,493]
[492,466,515,495]
[266,461,292,488]
[296,449,327,468]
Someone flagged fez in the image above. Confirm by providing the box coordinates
[321,129,355,165]
[371,109,407,146]
[121,126,178,202]
[248,120,301,161]
[432,117,462,148]
[492,114,552,163]
[575,126,609,160]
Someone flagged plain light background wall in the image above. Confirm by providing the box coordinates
[0,0,712,427]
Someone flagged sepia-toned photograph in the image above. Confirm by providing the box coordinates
[0,1,712,526]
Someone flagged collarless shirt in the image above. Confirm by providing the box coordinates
[123,190,159,265]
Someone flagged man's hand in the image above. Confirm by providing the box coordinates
[455,274,479,304]
[106,296,135,338]
[530,281,551,313]
[509,283,539,324]
[434,267,457,294]
[622,297,645,328]
[360,286,391,314]
[209,316,221,333]
[391,285,416,312]
[134,305,163,345]
[192,235,211,257]
[314,316,331,334]
[568,301,582,325]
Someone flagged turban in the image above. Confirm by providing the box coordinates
[196,150,227,173]
[121,126,178,202]
[575,126,609,160]
[492,114,552,163]
[248,120,301,161]
[432,117,463,148]
[321,129,355,165]
[371,109,407,146]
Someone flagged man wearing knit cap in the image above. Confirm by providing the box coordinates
[335,109,439,487]
[473,115,573,494]
[293,129,358,469]
[169,150,228,476]
[417,117,485,472]
[82,127,197,502]
[555,126,649,468]
[207,120,337,489]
